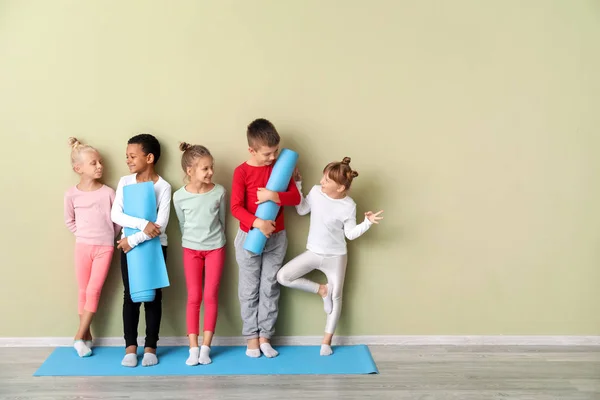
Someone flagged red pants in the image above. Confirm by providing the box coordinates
[183,246,225,335]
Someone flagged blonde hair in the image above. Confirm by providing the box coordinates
[179,142,213,179]
[324,157,359,191]
[68,137,97,166]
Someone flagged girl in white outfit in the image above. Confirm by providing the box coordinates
[277,157,383,356]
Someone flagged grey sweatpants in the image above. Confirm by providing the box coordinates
[234,229,288,339]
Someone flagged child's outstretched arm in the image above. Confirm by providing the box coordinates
[343,207,383,240]
[64,194,77,234]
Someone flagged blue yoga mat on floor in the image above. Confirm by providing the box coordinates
[33,345,378,376]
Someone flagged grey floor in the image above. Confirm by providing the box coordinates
[1,345,599,399]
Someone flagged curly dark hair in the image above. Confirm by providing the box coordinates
[128,133,161,164]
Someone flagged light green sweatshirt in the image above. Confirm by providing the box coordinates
[173,184,226,250]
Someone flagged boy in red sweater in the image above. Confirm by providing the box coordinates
[231,118,301,358]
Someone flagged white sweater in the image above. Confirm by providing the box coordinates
[295,182,372,255]
[111,174,172,248]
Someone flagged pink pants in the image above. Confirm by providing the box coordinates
[183,246,226,335]
[75,243,114,314]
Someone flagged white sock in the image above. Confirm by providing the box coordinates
[260,343,279,358]
[142,352,158,367]
[74,340,92,357]
[320,344,333,356]
[121,353,137,367]
[84,340,93,349]
[322,283,333,314]
[246,347,261,358]
[186,347,199,366]
[199,345,212,365]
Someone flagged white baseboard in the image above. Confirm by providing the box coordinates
[1,335,599,347]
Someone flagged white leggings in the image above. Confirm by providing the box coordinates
[276,250,347,334]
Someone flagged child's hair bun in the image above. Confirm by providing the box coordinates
[351,170,359,178]
[179,142,192,152]
[341,156,352,165]
[68,137,81,148]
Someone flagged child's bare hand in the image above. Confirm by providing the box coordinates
[117,238,133,253]
[256,188,276,204]
[292,167,302,182]
[144,221,161,238]
[255,219,276,238]
[365,210,384,224]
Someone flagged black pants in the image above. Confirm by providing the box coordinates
[121,246,167,349]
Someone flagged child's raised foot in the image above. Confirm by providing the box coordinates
[321,283,333,314]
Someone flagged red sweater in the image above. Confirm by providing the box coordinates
[231,162,301,233]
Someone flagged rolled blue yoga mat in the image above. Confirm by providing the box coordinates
[243,148,299,255]
[123,181,170,303]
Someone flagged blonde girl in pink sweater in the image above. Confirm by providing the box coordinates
[63,138,120,357]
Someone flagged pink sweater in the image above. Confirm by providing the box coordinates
[64,184,120,246]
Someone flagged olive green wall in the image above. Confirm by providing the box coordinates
[1,0,599,339]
